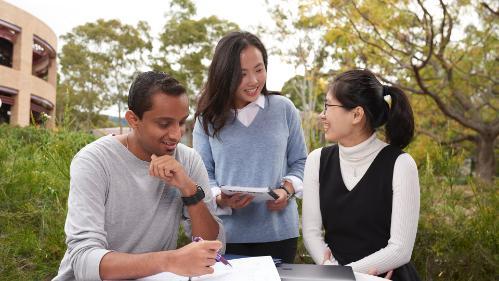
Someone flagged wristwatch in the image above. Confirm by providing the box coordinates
[279,185,294,201]
[181,184,205,206]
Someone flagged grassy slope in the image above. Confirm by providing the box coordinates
[0,125,496,280]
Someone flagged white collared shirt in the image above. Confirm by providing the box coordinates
[234,94,266,127]
[213,94,304,215]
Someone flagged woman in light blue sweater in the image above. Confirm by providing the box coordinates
[193,31,307,263]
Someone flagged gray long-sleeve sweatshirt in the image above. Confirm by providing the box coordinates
[52,135,225,281]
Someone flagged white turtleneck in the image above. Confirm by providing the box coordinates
[302,133,420,274]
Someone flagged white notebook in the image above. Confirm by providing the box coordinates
[135,256,280,281]
[220,186,278,202]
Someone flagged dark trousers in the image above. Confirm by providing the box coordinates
[226,237,298,263]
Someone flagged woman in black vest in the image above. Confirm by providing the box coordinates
[302,69,420,280]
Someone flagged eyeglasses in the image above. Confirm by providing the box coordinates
[324,103,347,112]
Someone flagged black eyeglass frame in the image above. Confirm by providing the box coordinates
[324,103,350,112]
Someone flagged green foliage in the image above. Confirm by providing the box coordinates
[412,151,498,280]
[58,19,152,131]
[270,0,498,182]
[0,124,496,280]
[56,0,240,130]
[0,125,95,280]
[152,0,239,98]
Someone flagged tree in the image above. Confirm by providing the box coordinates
[266,1,331,151]
[274,0,498,182]
[152,0,239,101]
[58,19,152,131]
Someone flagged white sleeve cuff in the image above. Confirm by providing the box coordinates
[210,186,232,216]
[282,175,303,198]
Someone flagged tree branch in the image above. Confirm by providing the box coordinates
[433,55,474,111]
[412,66,484,133]
[481,2,499,16]
[351,2,411,57]
[344,12,410,69]
[414,0,434,70]
[437,0,453,57]
[375,75,426,95]
[417,128,477,145]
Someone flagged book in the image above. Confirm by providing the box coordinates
[220,186,279,202]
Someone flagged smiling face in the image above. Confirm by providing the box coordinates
[320,90,356,143]
[234,45,267,109]
[130,92,189,158]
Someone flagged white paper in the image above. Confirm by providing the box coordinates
[220,186,277,202]
[136,256,280,281]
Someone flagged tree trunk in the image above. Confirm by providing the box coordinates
[475,133,496,183]
[118,101,123,135]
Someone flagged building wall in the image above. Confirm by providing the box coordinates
[0,1,57,127]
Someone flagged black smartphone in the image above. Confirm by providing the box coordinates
[267,188,279,200]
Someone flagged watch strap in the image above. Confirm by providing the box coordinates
[181,184,205,206]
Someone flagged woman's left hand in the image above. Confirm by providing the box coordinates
[368,268,393,279]
[266,188,288,211]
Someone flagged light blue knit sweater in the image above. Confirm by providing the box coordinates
[193,94,307,243]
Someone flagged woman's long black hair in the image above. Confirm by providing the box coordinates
[195,31,269,138]
[330,69,414,148]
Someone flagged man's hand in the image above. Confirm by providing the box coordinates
[99,241,222,280]
[163,240,222,277]
[216,193,254,209]
[149,154,195,196]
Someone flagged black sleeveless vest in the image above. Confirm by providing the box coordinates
[319,144,402,265]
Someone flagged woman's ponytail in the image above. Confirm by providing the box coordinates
[383,85,414,149]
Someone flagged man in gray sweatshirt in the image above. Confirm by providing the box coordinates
[53,71,225,281]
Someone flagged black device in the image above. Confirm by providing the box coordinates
[278,263,356,281]
[181,184,205,206]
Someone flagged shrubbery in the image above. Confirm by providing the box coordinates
[0,125,95,280]
[410,145,498,280]
[0,125,496,280]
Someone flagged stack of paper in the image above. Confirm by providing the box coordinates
[136,256,280,281]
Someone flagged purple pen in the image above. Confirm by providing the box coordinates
[192,236,232,267]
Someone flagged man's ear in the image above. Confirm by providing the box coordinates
[352,106,365,125]
[125,110,139,129]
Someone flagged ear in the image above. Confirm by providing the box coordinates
[125,110,140,129]
[351,106,365,125]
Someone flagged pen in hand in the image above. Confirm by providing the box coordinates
[192,236,232,267]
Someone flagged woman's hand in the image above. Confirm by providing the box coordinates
[322,248,333,265]
[267,181,294,212]
[368,268,393,279]
[216,192,254,209]
[266,188,289,211]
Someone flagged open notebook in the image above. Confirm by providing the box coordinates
[134,256,280,281]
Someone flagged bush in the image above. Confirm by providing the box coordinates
[0,125,496,280]
[0,125,95,280]
[412,154,498,281]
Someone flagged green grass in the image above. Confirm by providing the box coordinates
[0,125,95,280]
[0,125,497,280]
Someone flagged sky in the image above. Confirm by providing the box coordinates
[5,0,297,116]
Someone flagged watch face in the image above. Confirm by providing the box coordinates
[197,185,205,197]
